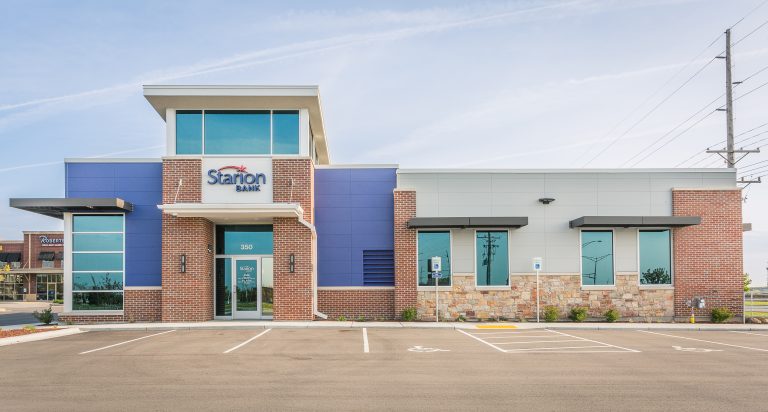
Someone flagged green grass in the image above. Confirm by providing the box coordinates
[745,301,768,306]
[745,311,768,317]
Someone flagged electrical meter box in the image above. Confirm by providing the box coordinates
[428,256,442,273]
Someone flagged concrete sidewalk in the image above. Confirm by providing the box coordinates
[63,320,768,332]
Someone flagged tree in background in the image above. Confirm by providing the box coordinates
[744,273,752,292]
[641,267,671,285]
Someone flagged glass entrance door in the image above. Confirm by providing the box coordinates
[233,258,260,319]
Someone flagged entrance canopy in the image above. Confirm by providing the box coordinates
[10,198,133,219]
[158,203,304,224]
[407,217,528,229]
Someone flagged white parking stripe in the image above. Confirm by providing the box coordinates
[363,328,369,353]
[639,330,768,352]
[79,330,176,355]
[457,329,508,353]
[732,331,768,337]
[549,330,640,353]
[506,345,608,352]
[494,339,584,345]
[223,329,271,354]
[482,335,558,339]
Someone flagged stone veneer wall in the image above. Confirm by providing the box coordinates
[417,274,674,321]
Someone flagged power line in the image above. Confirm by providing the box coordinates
[627,109,720,167]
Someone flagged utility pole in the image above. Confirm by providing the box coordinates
[725,28,735,167]
[707,28,761,183]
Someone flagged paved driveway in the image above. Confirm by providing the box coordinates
[0,302,61,326]
[2,327,768,411]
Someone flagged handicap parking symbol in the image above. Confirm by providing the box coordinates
[408,346,450,353]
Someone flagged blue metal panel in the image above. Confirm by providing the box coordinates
[315,168,396,287]
[66,162,162,287]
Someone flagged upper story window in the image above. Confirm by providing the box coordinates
[174,110,300,155]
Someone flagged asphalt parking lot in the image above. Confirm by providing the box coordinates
[2,327,768,411]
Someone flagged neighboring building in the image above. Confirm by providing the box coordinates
[8,85,744,323]
[0,231,64,301]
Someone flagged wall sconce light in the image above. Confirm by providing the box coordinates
[289,254,295,273]
[207,244,213,253]
[180,254,186,273]
[538,197,556,205]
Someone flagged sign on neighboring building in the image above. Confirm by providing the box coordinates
[39,236,64,247]
[201,158,273,204]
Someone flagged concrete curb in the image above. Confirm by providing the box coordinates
[72,321,768,332]
[0,328,83,347]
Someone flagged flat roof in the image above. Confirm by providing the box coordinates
[10,198,134,219]
[407,217,528,229]
[143,85,329,164]
[397,168,736,174]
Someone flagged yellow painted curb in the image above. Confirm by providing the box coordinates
[475,325,517,329]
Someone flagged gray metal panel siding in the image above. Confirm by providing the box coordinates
[397,170,734,274]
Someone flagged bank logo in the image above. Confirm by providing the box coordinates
[207,165,267,192]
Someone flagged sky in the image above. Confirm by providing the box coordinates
[1,0,767,285]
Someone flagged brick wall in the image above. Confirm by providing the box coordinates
[673,189,743,321]
[58,314,124,324]
[160,158,214,322]
[272,159,315,320]
[125,289,162,322]
[23,232,64,270]
[162,159,202,203]
[393,189,417,318]
[318,288,395,320]
[161,216,214,322]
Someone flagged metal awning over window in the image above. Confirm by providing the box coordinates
[38,252,55,261]
[9,198,133,219]
[0,252,22,262]
[407,217,528,229]
[569,216,701,228]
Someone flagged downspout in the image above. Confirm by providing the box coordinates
[297,213,326,320]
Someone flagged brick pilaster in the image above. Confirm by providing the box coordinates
[393,189,417,318]
[673,189,743,320]
[272,158,315,320]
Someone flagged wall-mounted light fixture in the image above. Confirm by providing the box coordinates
[538,197,556,205]
[207,244,213,253]
[180,254,187,273]
[289,254,295,273]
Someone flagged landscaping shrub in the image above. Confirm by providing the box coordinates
[568,306,589,322]
[337,315,347,322]
[33,305,55,325]
[711,307,733,323]
[604,308,620,323]
[543,306,560,322]
[401,307,417,321]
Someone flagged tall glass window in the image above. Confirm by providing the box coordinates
[71,215,124,311]
[272,110,300,154]
[175,110,202,154]
[204,110,270,155]
[581,230,614,286]
[639,229,672,285]
[476,231,509,286]
[417,231,451,287]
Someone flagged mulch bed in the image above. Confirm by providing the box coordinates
[0,327,59,339]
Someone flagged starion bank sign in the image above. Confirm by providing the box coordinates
[201,158,273,204]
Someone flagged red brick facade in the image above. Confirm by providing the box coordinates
[393,189,417,318]
[318,288,395,320]
[673,189,743,321]
[125,289,162,322]
[161,215,214,322]
[272,158,315,320]
[161,158,215,322]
